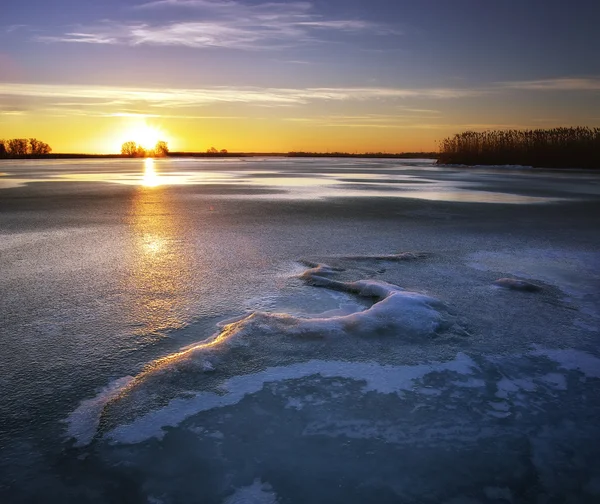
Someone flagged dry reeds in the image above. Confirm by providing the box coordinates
[437,127,600,169]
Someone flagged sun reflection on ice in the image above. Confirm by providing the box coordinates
[123,181,195,340]
[142,158,160,187]
[142,234,165,255]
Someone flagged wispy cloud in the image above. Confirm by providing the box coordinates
[397,107,441,115]
[284,113,443,128]
[0,109,27,116]
[5,24,28,34]
[282,118,532,131]
[134,0,247,10]
[37,1,391,49]
[2,78,595,118]
[501,78,600,91]
[44,32,118,44]
[0,83,484,112]
[20,104,245,120]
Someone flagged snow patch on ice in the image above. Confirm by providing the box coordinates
[106,353,478,444]
[65,264,463,447]
[64,376,134,447]
[129,267,452,373]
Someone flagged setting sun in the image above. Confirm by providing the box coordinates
[120,121,166,151]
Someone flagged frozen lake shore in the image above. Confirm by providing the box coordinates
[1,158,599,503]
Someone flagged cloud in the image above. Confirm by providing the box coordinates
[501,78,600,91]
[37,1,389,49]
[0,83,483,114]
[397,107,441,115]
[5,24,28,34]
[3,78,595,118]
[409,123,531,131]
[41,32,118,44]
[134,0,247,10]
[284,114,444,128]
[0,109,27,116]
[297,20,372,30]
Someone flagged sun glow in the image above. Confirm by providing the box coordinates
[120,121,166,151]
[143,158,160,187]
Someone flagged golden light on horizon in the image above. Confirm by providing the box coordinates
[142,158,160,187]
[119,119,168,151]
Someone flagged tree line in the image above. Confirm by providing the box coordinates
[121,140,169,158]
[206,147,228,154]
[121,142,229,157]
[0,138,52,157]
[438,127,600,169]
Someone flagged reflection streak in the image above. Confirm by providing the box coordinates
[143,158,160,187]
[124,176,194,340]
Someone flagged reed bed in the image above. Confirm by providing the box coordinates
[437,127,600,169]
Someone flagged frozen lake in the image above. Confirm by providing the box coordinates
[1,158,599,503]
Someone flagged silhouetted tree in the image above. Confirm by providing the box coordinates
[220,149,228,154]
[29,138,52,155]
[121,141,139,157]
[0,140,6,157]
[154,140,169,157]
[207,147,218,154]
[6,138,29,156]
[122,141,166,157]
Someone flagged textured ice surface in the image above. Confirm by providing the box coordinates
[75,346,600,504]
[2,159,600,503]
[70,346,600,448]
[58,253,600,504]
[493,277,542,292]
[0,158,576,203]
[469,248,600,322]
[223,480,279,504]
[68,263,467,445]
[469,248,600,300]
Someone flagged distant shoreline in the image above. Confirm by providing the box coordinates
[0,152,439,160]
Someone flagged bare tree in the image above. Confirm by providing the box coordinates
[121,141,138,157]
[29,138,52,155]
[207,147,218,154]
[154,140,169,157]
[0,138,52,157]
[6,138,29,156]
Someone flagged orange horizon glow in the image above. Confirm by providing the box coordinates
[3,104,598,155]
[0,115,444,154]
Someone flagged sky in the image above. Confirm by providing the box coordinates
[1,0,599,153]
